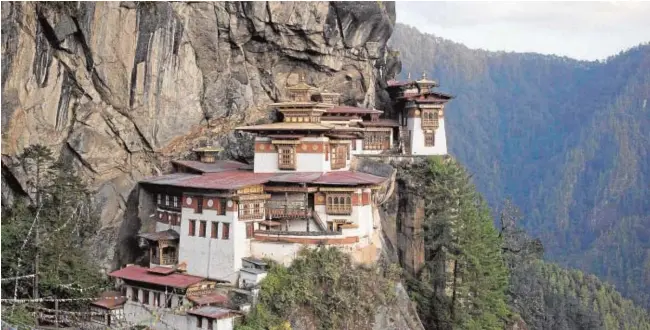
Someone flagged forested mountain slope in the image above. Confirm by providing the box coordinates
[389,23,650,308]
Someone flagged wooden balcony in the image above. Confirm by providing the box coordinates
[266,201,310,219]
[326,205,352,215]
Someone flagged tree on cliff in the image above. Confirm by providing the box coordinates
[1,145,107,325]
[405,157,510,330]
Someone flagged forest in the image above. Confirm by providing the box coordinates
[390,23,650,309]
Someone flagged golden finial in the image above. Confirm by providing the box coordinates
[422,71,427,80]
[299,73,306,83]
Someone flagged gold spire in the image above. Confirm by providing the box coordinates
[421,71,427,80]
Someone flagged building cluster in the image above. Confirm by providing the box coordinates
[91,73,452,329]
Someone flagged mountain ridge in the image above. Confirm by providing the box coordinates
[389,22,650,309]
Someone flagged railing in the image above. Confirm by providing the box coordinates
[265,201,309,218]
[312,211,328,231]
[239,213,265,221]
[254,230,342,236]
[160,254,178,265]
[325,205,352,215]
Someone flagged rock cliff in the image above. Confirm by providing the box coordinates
[1,1,397,268]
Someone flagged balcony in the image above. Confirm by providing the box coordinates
[325,205,352,215]
[265,201,310,219]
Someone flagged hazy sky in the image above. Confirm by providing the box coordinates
[396,2,650,61]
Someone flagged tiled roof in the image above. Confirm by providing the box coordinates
[140,173,199,185]
[387,79,415,87]
[314,171,388,185]
[147,267,176,275]
[171,160,252,173]
[359,119,400,127]
[137,229,179,242]
[108,265,204,289]
[326,106,383,115]
[187,292,229,306]
[91,291,127,310]
[269,172,323,183]
[236,122,333,131]
[187,306,237,320]
[177,171,274,190]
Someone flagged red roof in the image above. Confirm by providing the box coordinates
[109,265,204,289]
[91,291,127,310]
[326,106,382,115]
[148,267,176,275]
[178,171,274,190]
[387,80,413,87]
[171,160,252,173]
[359,119,400,127]
[187,292,229,306]
[314,171,388,186]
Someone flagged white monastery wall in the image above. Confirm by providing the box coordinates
[407,117,447,155]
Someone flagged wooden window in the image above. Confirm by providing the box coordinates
[196,196,203,214]
[189,220,196,236]
[331,144,347,169]
[142,290,149,305]
[211,222,219,238]
[326,193,352,215]
[173,196,178,208]
[196,317,203,328]
[165,195,170,206]
[199,221,206,237]
[424,131,435,147]
[217,198,227,215]
[153,292,160,307]
[363,131,390,150]
[239,202,264,220]
[246,222,254,238]
[422,110,439,128]
[207,319,213,329]
[222,223,230,240]
[157,194,161,205]
[277,145,296,170]
[166,294,172,308]
[131,288,138,302]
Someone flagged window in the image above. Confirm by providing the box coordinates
[189,220,196,236]
[326,193,352,215]
[196,317,203,328]
[196,196,203,214]
[222,223,230,240]
[166,294,172,308]
[199,221,206,237]
[217,198,227,215]
[173,196,178,208]
[153,292,160,307]
[207,319,213,329]
[246,222,254,238]
[422,110,439,128]
[363,131,390,150]
[142,290,149,305]
[131,288,138,302]
[211,222,219,238]
[277,145,296,170]
[157,194,161,205]
[331,144,347,169]
[424,131,435,147]
[165,195,170,206]
[351,139,356,151]
[239,202,264,220]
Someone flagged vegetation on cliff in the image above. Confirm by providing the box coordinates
[402,157,510,330]
[1,145,107,326]
[390,23,650,308]
[237,247,402,330]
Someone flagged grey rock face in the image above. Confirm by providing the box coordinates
[1,1,395,270]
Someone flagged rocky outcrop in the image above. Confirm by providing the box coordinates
[1,1,396,269]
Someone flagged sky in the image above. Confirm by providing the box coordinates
[396,1,650,61]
